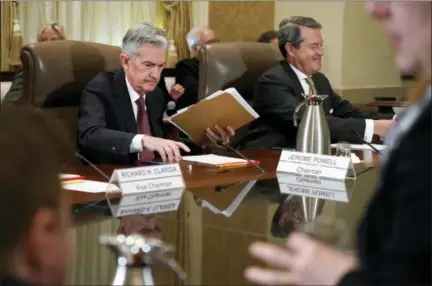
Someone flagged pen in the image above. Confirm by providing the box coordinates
[60,175,85,182]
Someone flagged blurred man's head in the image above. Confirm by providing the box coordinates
[120,23,168,95]
[279,16,324,75]
[365,2,431,77]
[0,107,72,285]
[37,22,66,42]
[257,30,280,48]
[186,26,217,56]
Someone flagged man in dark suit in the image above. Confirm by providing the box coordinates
[78,23,233,165]
[174,26,218,110]
[241,16,394,149]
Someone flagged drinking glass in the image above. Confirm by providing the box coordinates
[335,142,352,158]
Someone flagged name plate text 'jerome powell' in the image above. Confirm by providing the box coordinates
[109,164,185,195]
[277,150,350,180]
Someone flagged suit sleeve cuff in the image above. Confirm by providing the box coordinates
[129,135,145,153]
[363,119,374,143]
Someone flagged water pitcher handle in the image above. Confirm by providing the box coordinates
[293,101,306,127]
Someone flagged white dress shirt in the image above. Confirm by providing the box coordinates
[126,77,147,153]
[289,64,374,142]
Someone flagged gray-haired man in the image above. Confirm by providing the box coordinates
[174,26,217,110]
[78,23,233,165]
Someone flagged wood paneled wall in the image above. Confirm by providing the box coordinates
[209,1,275,42]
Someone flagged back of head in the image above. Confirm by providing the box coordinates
[0,107,72,274]
[257,30,280,43]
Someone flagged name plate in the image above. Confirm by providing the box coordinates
[113,188,184,217]
[277,173,350,202]
[109,164,185,195]
[276,150,350,180]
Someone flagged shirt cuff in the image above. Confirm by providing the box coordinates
[129,135,145,153]
[363,119,374,143]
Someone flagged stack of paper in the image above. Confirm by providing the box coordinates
[168,88,259,144]
[62,180,120,193]
[182,154,259,167]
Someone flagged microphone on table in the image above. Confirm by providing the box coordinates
[351,129,382,155]
[73,152,112,213]
[217,140,266,174]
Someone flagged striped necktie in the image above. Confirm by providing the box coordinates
[305,76,317,95]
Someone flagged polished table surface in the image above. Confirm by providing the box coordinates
[65,150,381,285]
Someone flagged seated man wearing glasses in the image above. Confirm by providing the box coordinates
[174,26,218,110]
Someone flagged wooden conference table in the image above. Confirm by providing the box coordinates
[65,150,381,285]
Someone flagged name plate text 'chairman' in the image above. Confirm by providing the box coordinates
[276,150,351,180]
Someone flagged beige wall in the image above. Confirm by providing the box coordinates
[274,1,402,92]
[341,2,402,89]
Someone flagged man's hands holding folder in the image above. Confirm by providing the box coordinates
[205,125,235,148]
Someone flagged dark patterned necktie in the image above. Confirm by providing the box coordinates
[136,96,155,162]
[306,76,318,95]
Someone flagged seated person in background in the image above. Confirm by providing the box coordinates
[241,16,394,149]
[257,30,280,48]
[0,107,73,285]
[78,23,234,165]
[175,26,218,110]
[3,22,66,105]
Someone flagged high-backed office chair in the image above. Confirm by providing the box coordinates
[20,40,122,155]
[197,42,283,145]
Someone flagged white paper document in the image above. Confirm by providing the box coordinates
[331,143,385,152]
[62,180,120,193]
[182,154,249,166]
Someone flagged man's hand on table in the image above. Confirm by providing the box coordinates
[141,135,190,163]
[373,119,394,138]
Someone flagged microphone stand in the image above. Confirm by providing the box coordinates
[351,129,382,154]
[73,152,112,213]
[218,141,266,174]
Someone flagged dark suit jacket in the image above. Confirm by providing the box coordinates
[0,275,31,286]
[241,61,393,149]
[77,68,202,165]
[2,68,24,105]
[175,58,199,110]
[339,88,431,285]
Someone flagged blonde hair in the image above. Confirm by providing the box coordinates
[37,21,66,42]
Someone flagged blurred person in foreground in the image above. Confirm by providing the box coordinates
[0,107,73,285]
[78,23,233,165]
[3,22,67,105]
[174,26,218,110]
[257,30,280,48]
[245,2,431,285]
